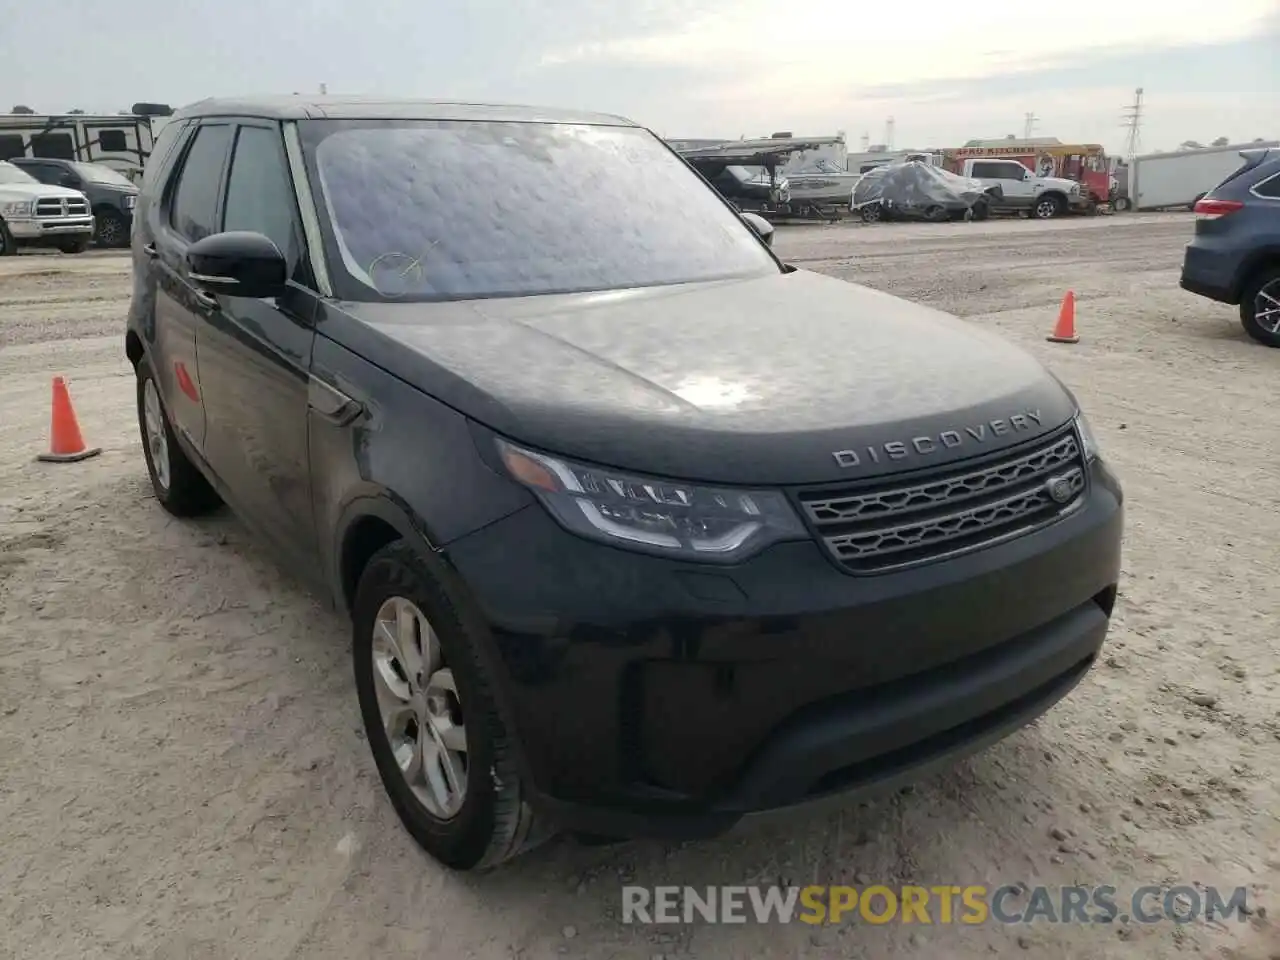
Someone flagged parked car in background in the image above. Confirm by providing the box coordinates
[126,96,1122,873]
[0,160,95,255]
[10,158,138,248]
[953,157,1086,219]
[1179,147,1280,347]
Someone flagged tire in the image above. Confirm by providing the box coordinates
[860,205,881,223]
[135,357,222,516]
[353,540,550,871]
[94,209,128,248]
[971,201,990,221]
[1239,265,1280,348]
[57,235,90,254]
[1113,197,1131,212]
[0,218,15,256]
[924,205,947,223]
[1033,194,1063,220]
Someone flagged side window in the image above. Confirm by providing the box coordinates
[1252,173,1280,199]
[141,120,189,193]
[221,125,303,274]
[31,133,75,160]
[97,129,128,153]
[993,163,1026,180]
[169,124,233,242]
[971,162,1003,178]
[0,134,23,160]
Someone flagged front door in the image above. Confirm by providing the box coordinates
[973,160,1035,207]
[193,120,320,566]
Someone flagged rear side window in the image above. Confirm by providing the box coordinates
[222,125,303,275]
[169,124,233,242]
[1251,172,1280,199]
[141,120,189,193]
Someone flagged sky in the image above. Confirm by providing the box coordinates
[2,0,1277,155]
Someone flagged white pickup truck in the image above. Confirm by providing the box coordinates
[954,157,1088,219]
[0,160,95,255]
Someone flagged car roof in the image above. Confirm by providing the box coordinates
[172,96,639,128]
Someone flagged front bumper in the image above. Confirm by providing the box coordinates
[445,458,1124,840]
[6,216,95,239]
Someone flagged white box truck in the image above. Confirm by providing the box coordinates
[1128,142,1280,211]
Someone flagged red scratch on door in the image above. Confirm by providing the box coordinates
[175,362,200,402]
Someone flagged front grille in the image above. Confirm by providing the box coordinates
[35,197,89,218]
[797,427,1086,574]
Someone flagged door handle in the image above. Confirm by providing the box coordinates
[142,243,157,258]
[192,288,219,311]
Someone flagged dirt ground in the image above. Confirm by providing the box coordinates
[1,214,1277,960]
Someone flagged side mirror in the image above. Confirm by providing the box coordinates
[740,211,775,247]
[187,231,288,299]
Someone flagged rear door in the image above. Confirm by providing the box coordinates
[193,120,320,565]
[146,121,234,453]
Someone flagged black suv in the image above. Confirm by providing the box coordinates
[125,97,1124,871]
[1179,147,1280,347]
[10,157,138,248]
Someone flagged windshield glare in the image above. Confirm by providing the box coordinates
[0,162,37,185]
[72,162,134,186]
[302,119,779,302]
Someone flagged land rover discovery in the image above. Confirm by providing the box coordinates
[125,97,1124,871]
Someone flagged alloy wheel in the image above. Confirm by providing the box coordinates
[1256,279,1280,335]
[371,596,468,819]
[96,215,125,247]
[142,379,170,490]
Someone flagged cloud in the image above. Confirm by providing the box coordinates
[540,0,1275,92]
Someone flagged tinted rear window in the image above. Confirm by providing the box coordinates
[300,119,778,302]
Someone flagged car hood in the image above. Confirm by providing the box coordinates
[335,270,1077,485]
[0,183,85,202]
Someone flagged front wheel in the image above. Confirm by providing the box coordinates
[94,210,128,248]
[971,201,990,221]
[353,541,550,871]
[1033,194,1063,219]
[1239,266,1280,347]
[1113,196,1131,212]
[0,219,17,256]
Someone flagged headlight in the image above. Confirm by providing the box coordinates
[1074,412,1100,461]
[496,439,808,562]
[124,195,136,209]
[1,200,34,217]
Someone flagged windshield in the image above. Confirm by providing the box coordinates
[301,119,779,302]
[0,162,37,185]
[70,162,135,186]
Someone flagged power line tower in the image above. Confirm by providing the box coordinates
[1122,87,1144,160]
[1023,112,1039,140]
[885,116,895,151]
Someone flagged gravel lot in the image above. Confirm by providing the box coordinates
[1,214,1277,960]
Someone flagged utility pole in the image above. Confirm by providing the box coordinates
[319,82,328,95]
[860,131,870,152]
[885,117,895,152]
[1023,112,1039,140]
[1122,87,1144,160]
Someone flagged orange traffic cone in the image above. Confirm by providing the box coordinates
[1046,290,1079,344]
[36,377,102,463]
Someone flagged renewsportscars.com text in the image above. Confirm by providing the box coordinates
[621,884,1254,926]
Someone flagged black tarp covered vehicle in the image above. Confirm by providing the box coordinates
[852,160,1001,223]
